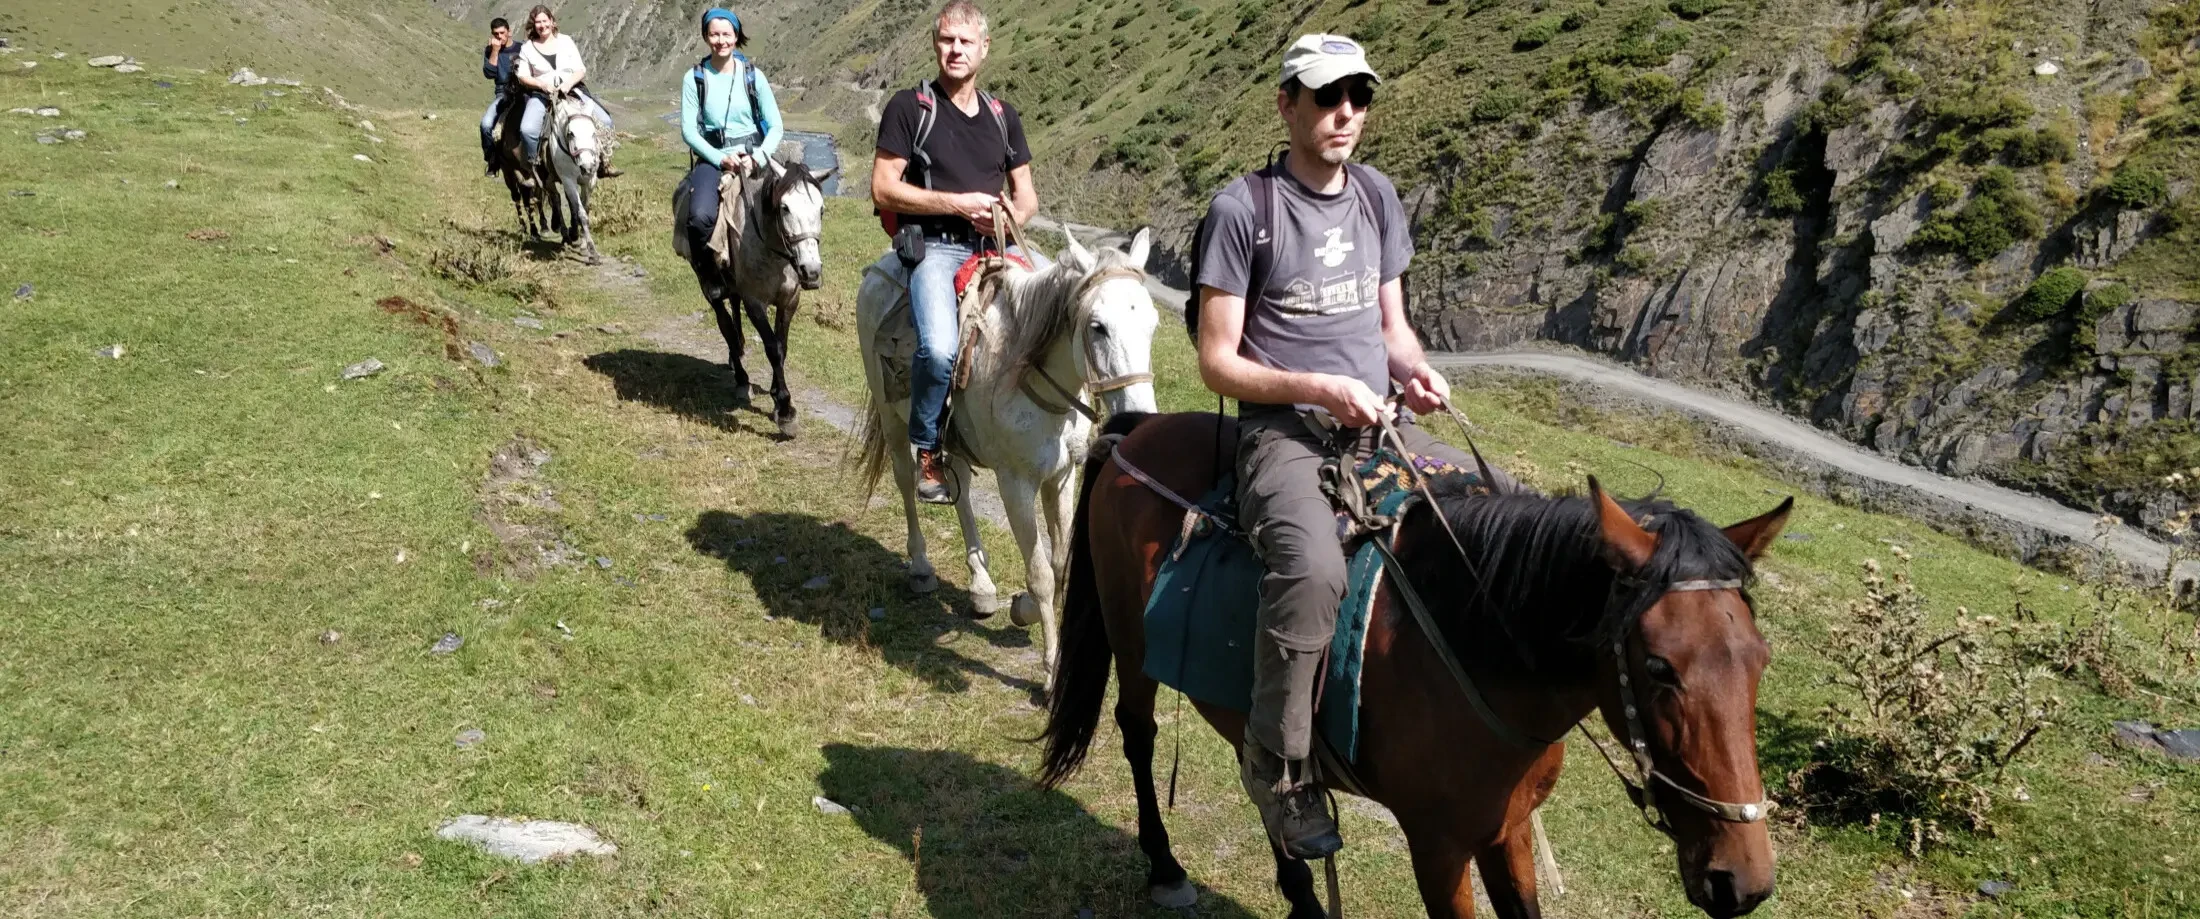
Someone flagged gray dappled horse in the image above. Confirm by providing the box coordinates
[680,158,830,436]
[494,88,603,263]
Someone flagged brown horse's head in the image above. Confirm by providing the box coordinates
[1588,476,1791,917]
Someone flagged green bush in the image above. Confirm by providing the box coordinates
[1472,85,1532,121]
[1883,65,1923,96]
[1668,0,1723,19]
[1561,7,1596,30]
[2073,283,2132,352]
[2009,267,2088,321]
[1763,167,1806,213]
[1617,244,1656,272]
[1976,127,2073,167]
[1927,177,1964,208]
[1625,71,1680,109]
[2105,165,2169,209]
[1619,5,1663,39]
[1174,5,1199,20]
[1927,87,2033,131]
[1679,88,1728,128]
[1909,167,2043,261]
[1583,64,1625,108]
[1109,126,1169,174]
[1515,14,1566,49]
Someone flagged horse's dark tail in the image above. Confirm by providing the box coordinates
[1037,411,1155,789]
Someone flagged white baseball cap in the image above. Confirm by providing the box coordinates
[1279,34,1381,89]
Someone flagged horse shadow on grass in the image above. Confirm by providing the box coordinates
[818,743,1266,918]
[585,348,779,437]
[686,510,1044,698]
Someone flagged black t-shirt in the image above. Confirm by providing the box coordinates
[875,81,1032,236]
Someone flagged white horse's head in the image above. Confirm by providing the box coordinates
[1056,227,1160,416]
[763,158,829,290]
[553,92,599,178]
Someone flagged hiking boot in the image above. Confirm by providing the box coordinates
[1240,737,1343,860]
[915,448,955,505]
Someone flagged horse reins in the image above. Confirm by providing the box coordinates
[992,199,1150,421]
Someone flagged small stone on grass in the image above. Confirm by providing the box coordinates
[95,345,124,359]
[868,607,886,621]
[87,55,126,68]
[454,728,487,749]
[435,816,616,863]
[341,358,385,380]
[353,154,372,163]
[812,796,851,816]
[319,629,342,645]
[468,341,499,367]
[430,632,464,655]
[13,283,30,301]
[802,575,831,590]
[513,316,544,330]
[113,63,143,74]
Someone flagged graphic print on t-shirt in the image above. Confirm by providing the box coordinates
[1314,227,1355,268]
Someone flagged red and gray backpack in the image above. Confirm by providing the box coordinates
[877,81,1015,237]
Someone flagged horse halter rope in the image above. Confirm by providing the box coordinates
[1019,265,1152,422]
[1588,574,1778,837]
[756,166,821,268]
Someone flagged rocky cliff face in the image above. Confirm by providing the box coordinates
[484,0,2200,538]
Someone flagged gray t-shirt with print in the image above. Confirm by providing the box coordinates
[1194,164,1414,412]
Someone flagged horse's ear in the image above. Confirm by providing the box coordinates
[810,165,837,186]
[1722,496,1794,561]
[1126,227,1152,269]
[1589,476,1656,571]
[1060,227,1094,272]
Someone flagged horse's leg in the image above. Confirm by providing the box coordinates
[878,400,934,594]
[568,174,599,262]
[1018,468,1073,661]
[768,298,798,434]
[742,294,794,436]
[1475,822,1544,919]
[950,456,999,618]
[1401,820,1481,919]
[1263,838,1329,919]
[1115,665,1195,907]
[711,298,750,403]
[997,472,1050,657]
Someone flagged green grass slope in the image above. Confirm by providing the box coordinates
[4,37,2199,919]
[1,0,486,107]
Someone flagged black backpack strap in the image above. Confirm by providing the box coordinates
[909,81,938,189]
[1248,163,1278,304]
[980,90,1013,171]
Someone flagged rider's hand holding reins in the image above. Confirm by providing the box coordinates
[1397,362,1449,416]
[1318,375,1388,429]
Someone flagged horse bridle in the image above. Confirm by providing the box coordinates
[752,169,822,268]
[1589,574,1777,836]
[1021,266,1153,422]
[1373,529,1775,839]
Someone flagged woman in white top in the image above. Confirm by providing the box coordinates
[513,4,620,177]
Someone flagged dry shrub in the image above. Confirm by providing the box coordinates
[586,181,656,238]
[1787,553,2061,846]
[808,293,850,331]
[428,240,512,286]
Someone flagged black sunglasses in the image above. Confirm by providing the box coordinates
[1310,80,1376,110]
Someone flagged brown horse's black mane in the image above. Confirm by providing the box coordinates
[1400,474,1753,671]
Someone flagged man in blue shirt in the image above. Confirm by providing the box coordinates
[479,17,520,176]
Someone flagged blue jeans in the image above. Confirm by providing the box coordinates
[519,90,613,162]
[479,95,503,162]
[907,238,975,452]
[684,160,723,245]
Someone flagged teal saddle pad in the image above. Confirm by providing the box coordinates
[1141,451,1452,763]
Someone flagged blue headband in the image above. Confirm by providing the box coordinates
[701,8,741,35]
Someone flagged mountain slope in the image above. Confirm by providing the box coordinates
[426,0,2196,538]
[1,0,487,107]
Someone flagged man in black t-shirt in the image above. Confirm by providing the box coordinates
[870,0,1037,503]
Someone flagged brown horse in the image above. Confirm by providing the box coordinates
[492,95,555,242]
[1037,412,1793,918]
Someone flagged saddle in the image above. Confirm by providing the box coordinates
[1142,441,1485,763]
[860,248,1030,407]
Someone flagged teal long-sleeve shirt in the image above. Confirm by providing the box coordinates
[682,56,783,165]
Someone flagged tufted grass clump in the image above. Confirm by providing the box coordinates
[2008,266,2088,321]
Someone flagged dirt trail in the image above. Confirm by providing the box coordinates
[1431,349,2186,584]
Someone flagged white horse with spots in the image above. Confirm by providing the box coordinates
[544,89,604,262]
[855,230,1161,684]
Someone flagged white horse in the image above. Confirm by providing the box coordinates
[855,230,1161,684]
[545,90,603,263]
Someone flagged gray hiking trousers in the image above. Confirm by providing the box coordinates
[1236,408,1519,761]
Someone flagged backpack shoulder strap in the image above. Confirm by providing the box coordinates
[909,81,938,188]
[1345,163,1381,222]
[979,91,1013,169]
[1248,164,1278,302]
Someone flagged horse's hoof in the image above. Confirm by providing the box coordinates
[1008,592,1039,628]
[777,418,798,438]
[1150,879,1199,909]
[968,588,1001,619]
[909,571,939,595]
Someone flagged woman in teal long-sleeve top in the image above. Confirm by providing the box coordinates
[681,7,784,263]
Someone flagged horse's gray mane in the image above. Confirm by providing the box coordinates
[997,246,1140,383]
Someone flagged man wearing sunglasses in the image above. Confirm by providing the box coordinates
[1192,34,1515,860]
